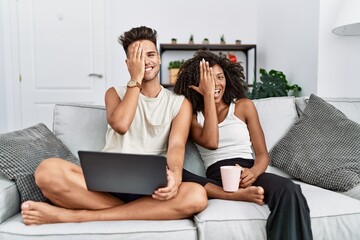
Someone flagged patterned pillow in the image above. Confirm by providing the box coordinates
[270,94,360,191]
[0,123,79,203]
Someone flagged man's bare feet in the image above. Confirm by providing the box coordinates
[21,201,77,225]
[231,186,265,205]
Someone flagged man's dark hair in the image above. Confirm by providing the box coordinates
[118,26,158,55]
[174,50,248,113]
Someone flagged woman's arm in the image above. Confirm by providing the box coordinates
[189,59,219,149]
[234,99,269,188]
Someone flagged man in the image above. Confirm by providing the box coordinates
[21,26,207,225]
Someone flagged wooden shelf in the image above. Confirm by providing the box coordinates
[159,43,256,86]
[160,43,256,52]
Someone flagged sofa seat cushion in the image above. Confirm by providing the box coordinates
[0,172,20,224]
[195,199,268,240]
[0,214,197,240]
[194,181,360,240]
[341,182,360,201]
[265,165,293,179]
[297,180,360,240]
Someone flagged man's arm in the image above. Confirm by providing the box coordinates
[105,86,140,135]
[105,43,144,135]
[153,98,192,200]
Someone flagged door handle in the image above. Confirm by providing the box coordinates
[88,73,103,78]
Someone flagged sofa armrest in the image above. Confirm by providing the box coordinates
[0,171,20,223]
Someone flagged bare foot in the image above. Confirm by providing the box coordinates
[21,201,77,225]
[231,186,265,205]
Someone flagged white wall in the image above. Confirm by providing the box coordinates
[1,0,359,133]
[0,0,7,133]
[105,0,258,88]
[1,0,20,133]
[257,0,320,97]
[317,0,360,98]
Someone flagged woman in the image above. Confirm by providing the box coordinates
[175,50,312,240]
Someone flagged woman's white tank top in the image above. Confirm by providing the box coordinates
[195,102,253,169]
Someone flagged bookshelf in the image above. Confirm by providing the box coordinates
[159,43,256,87]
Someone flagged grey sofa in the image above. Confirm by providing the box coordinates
[1,96,360,240]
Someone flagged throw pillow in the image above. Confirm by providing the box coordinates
[0,123,79,203]
[270,94,360,191]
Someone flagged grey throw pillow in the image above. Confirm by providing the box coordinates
[0,123,79,203]
[270,94,360,191]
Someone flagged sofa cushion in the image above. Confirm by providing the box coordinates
[53,104,108,157]
[184,97,299,179]
[265,165,293,179]
[252,97,298,151]
[270,94,360,191]
[0,214,197,240]
[184,140,206,177]
[0,123,79,203]
[295,96,360,124]
[298,181,360,239]
[341,183,360,201]
[53,103,207,178]
[0,172,20,224]
[195,199,268,240]
[194,181,360,240]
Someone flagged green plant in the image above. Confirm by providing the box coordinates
[220,34,225,43]
[168,60,185,69]
[248,69,302,99]
[189,34,194,43]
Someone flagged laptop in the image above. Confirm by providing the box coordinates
[78,151,167,195]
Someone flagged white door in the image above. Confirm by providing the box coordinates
[17,0,106,129]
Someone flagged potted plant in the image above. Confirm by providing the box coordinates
[235,39,241,45]
[189,34,194,44]
[171,38,177,44]
[248,69,302,99]
[220,35,226,44]
[168,60,184,84]
[202,38,209,44]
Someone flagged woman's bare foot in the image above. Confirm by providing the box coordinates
[21,201,79,225]
[231,186,265,205]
